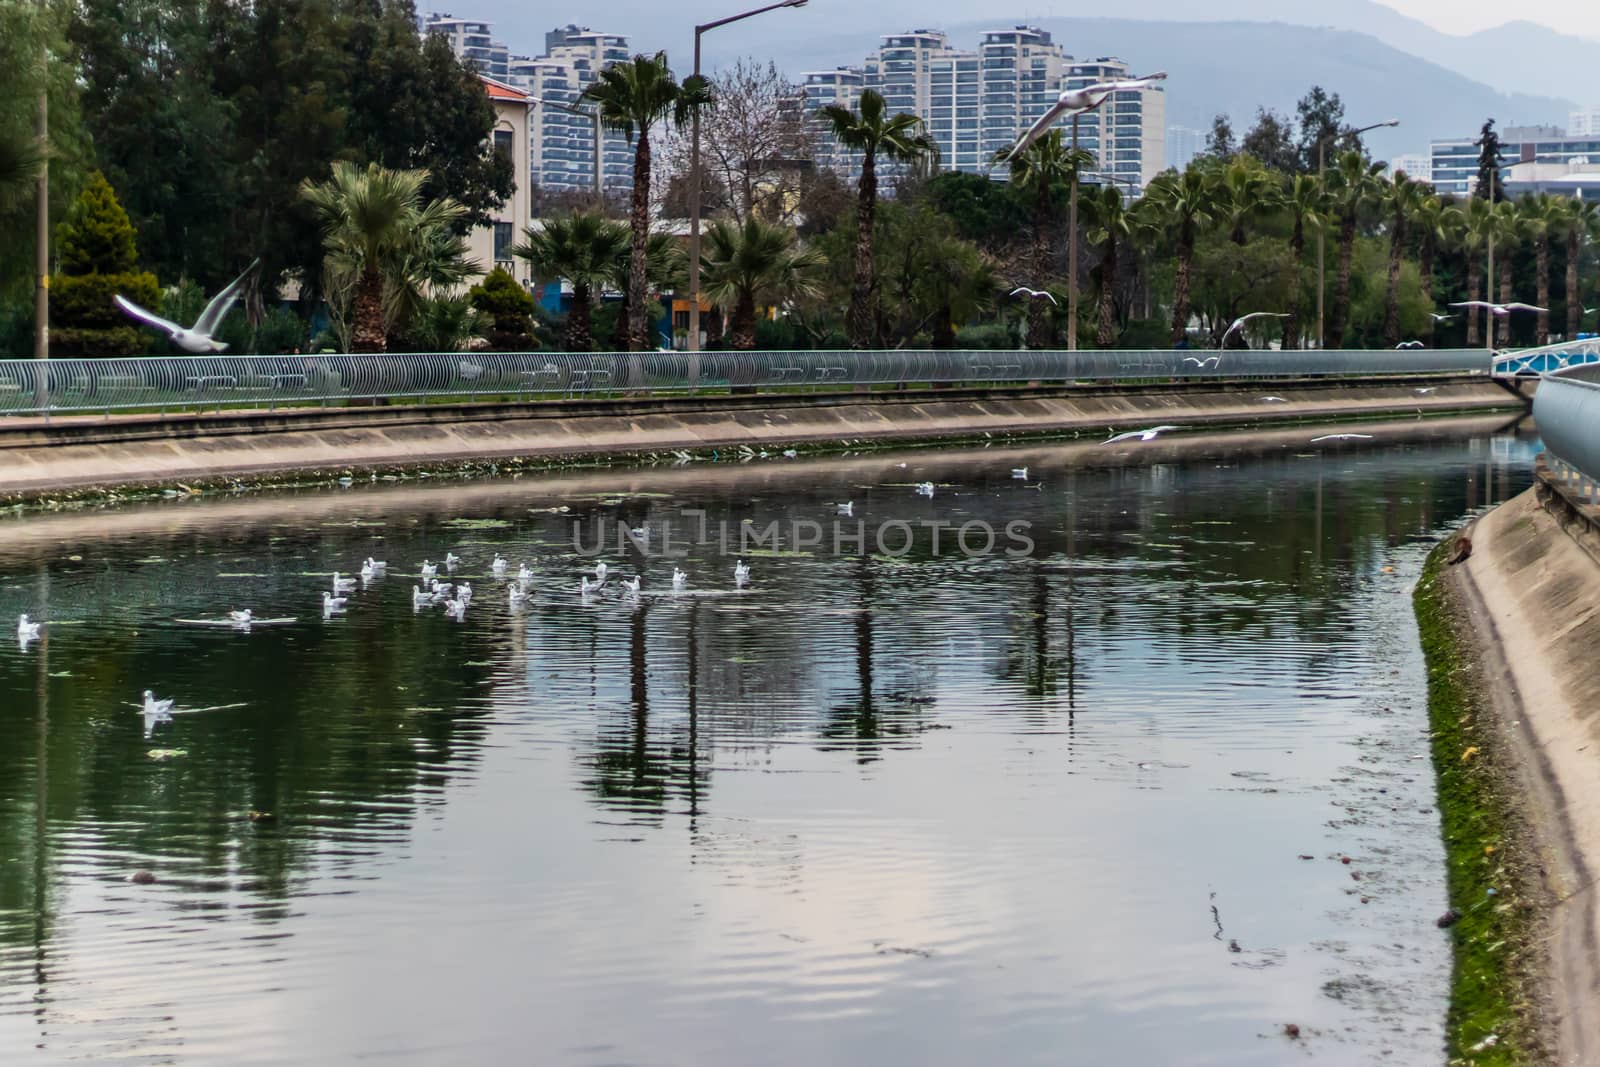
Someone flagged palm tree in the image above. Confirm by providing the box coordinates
[299,162,472,352]
[1216,156,1280,246]
[1081,185,1134,347]
[1000,129,1092,348]
[1518,193,1564,346]
[1490,199,1524,346]
[1381,172,1428,347]
[914,238,997,350]
[0,133,41,216]
[607,230,686,350]
[821,89,937,348]
[1411,195,1460,345]
[1461,197,1494,346]
[582,52,711,351]
[1143,167,1217,346]
[1561,198,1600,340]
[699,217,825,350]
[1281,173,1325,351]
[1324,150,1384,349]
[513,212,629,351]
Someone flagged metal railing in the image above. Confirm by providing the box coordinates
[0,347,1493,418]
[1533,362,1600,490]
[1493,337,1600,377]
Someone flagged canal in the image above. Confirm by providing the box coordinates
[0,421,1536,1064]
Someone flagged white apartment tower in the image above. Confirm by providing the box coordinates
[507,26,636,204]
[1062,57,1166,189]
[978,27,1069,165]
[419,12,510,80]
[800,67,868,180]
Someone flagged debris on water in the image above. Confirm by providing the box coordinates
[1283,1023,1300,1039]
[249,810,276,822]
[1341,856,1352,864]
[128,870,156,885]
[1228,939,1241,953]
[1460,746,1479,762]
[1436,909,1462,929]
[147,748,188,761]
[1468,1034,1499,1052]
[1298,854,1314,860]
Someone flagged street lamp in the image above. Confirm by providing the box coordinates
[687,0,808,354]
[1315,118,1398,349]
[529,95,603,203]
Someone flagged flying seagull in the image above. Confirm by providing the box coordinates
[1429,312,1455,323]
[1182,355,1221,368]
[1105,424,1179,444]
[1396,340,1425,349]
[1220,311,1288,350]
[1448,300,1547,317]
[115,259,259,353]
[1010,286,1058,305]
[1310,433,1375,443]
[1003,72,1168,162]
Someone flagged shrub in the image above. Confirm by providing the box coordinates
[49,171,161,356]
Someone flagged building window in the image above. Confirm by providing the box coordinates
[493,222,514,265]
[494,129,514,160]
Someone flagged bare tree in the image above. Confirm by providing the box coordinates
[660,58,817,225]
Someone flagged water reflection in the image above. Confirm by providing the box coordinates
[0,421,1540,1065]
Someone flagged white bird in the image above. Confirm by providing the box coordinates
[1011,467,1028,479]
[1415,387,1437,395]
[1003,72,1168,162]
[782,449,798,458]
[229,609,253,625]
[444,597,466,621]
[837,501,854,516]
[1182,356,1221,368]
[332,572,357,593]
[1396,340,1425,349]
[17,614,41,641]
[444,552,461,569]
[430,579,454,596]
[517,564,533,583]
[1009,286,1058,305]
[508,584,529,606]
[412,585,431,607]
[1584,306,1598,316]
[1448,300,1547,317]
[114,259,259,353]
[141,689,176,738]
[733,560,751,587]
[1105,424,1179,444]
[456,582,473,603]
[323,591,347,615]
[1220,311,1288,350]
[594,561,609,582]
[1429,312,1455,323]
[491,554,507,576]
[1310,433,1375,443]
[359,557,384,579]
[622,575,641,595]
[915,481,935,497]
[672,568,688,591]
[1260,396,1288,403]
[581,575,605,596]
[420,560,438,579]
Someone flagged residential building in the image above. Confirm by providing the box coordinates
[1062,57,1165,189]
[1165,125,1205,173]
[468,77,533,286]
[1569,106,1600,138]
[508,26,636,205]
[1502,159,1600,202]
[1389,153,1432,184]
[871,30,984,173]
[977,26,1068,164]
[419,12,509,80]
[800,66,868,180]
[1431,125,1600,197]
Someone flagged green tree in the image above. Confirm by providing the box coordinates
[1460,196,1494,346]
[1280,173,1325,350]
[1381,172,1428,347]
[299,161,473,352]
[49,171,160,355]
[513,211,629,351]
[606,230,684,350]
[1560,198,1600,339]
[821,89,937,348]
[1411,195,1460,344]
[1518,193,1562,345]
[582,52,709,351]
[1489,198,1523,346]
[1000,129,1091,348]
[466,266,533,350]
[923,171,1030,252]
[699,217,825,350]
[1474,119,1504,202]
[1189,234,1296,346]
[1144,165,1218,345]
[1203,114,1237,161]
[1215,155,1281,245]
[1294,86,1346,174]
[915,237,997,350]
[1324,149,1383,349]
[1239,108,1300,174]
[1081,185,1135,347]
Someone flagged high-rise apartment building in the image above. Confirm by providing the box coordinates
[419,12,510,80]
[506,26,636,204]
[1062,57,1165,189]
[873,31,983,173]
[800,67,868,180]
[1165,125,1205,173]
[977,27,1069,165]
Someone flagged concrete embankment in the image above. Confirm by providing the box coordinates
[1441,467,1600,1063]
[0,374,1524,500]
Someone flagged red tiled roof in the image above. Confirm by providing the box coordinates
[480,75,530,102]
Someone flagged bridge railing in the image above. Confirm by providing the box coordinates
[1533,362,1600,496]
[1493,338,1600,377]
[0,347,1493,418]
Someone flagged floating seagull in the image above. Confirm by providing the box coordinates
[508,584,529,606]
[332,572,357,593]
[141,689,176,738]
[114,259,259,353]
[1105,424,1178,444]
[1002,72,1168,162]
[323,591,347,615]
[595,562,609,582]
[456,582,473,604]
[17,614,41,641]
[733,561,751,587]
[1260,396,1288,403]
[672,568,687,591]
[915,481,935,497]
[420,560,438,578]
[622,575,641,595]
[517,564,533,583]
[444,597,466,621]
[430,579,454,597]
[581,575,605,596]
[229,609,253,625]
[360,557,385,579]
[143,689,174,715]
[444,552,461,569]
[412,586,432,607]
[783,449,798,458]
[837,501,854,517]
[1182,355,1221,369]
[1011,467,1028,480]
[1448,300,1547,317]
[1009,286,1058,305]
[1220,311,1288,350]
[491,554,507,576]
[1310,433,1375,443]
[1396,340,1425,349]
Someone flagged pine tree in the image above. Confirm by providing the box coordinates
[50,171,160,355]
[1474,119,1504,202]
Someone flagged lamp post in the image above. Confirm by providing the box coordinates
[530,95,603,203]
[687,0,808,354]
[34,37,49,399]
[1315,118,1398,349]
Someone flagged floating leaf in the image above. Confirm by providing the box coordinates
[147,748,188,761]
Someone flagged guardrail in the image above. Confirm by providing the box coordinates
[0,348,1493,418]
[1493,338,1600,377]
[1533,363,1600,494]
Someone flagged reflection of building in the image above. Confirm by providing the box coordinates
[469,77,532,285]
[1431,125,1600,196]
[419,12,510,80]
[506,26,636,204]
